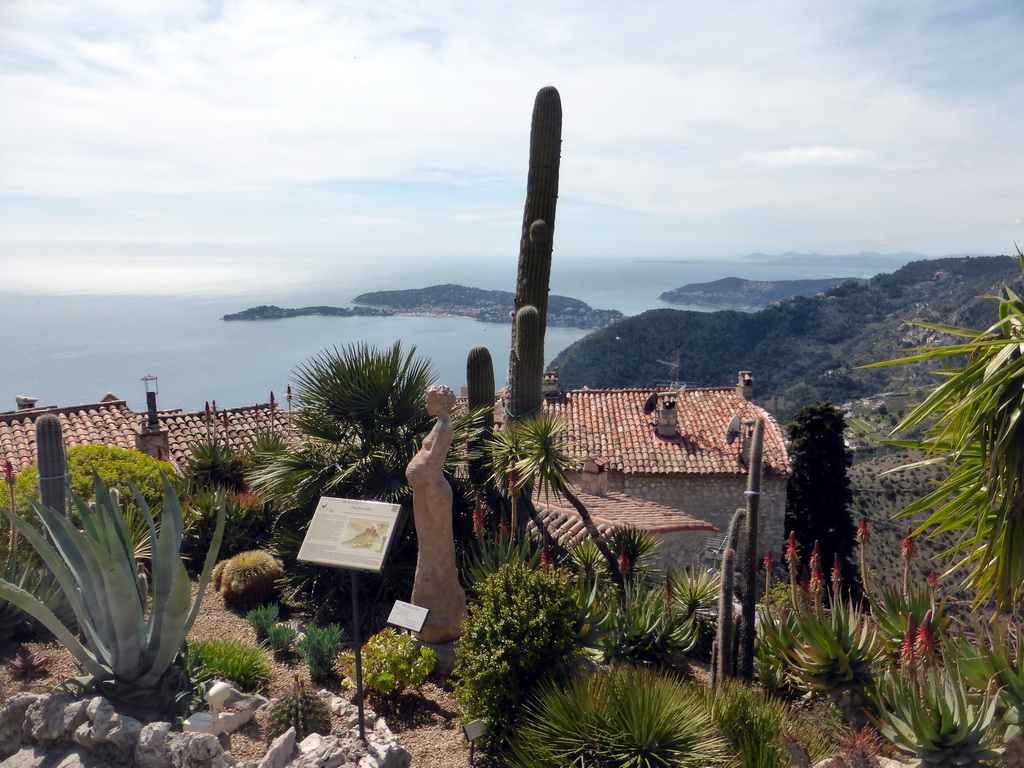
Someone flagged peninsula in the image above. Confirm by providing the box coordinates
[660,276,864,311]
[222,305,394,321]
[353,284,624,329]
[223,285,624,329]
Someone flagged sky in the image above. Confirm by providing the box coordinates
[1,0,1022,294]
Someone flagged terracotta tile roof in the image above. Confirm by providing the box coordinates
[0,397,297,472]
[530,487,718,548]
[0,398,139,472]
[540,387,790,477]
[161,405,295,466]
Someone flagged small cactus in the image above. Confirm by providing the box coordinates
[212,549,284,609]
[265,676,331,744]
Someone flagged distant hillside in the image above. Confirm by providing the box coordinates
[661,276,865,311]
[550,255,1022,423]
[353,283,624,329]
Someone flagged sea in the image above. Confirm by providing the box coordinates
[0,251,923,415]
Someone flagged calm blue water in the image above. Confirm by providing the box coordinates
[0,252,914,414]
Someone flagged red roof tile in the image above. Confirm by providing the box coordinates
[540,387,789,477]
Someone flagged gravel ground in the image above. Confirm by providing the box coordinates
[0,581,474,767]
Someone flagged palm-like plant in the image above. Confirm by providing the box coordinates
[0,474,224,722]
[486,413,623,586]
[249,341,437,508]
[865,251,1024,612]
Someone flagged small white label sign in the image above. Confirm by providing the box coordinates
[387,600,430,633]
[463,719,487,742]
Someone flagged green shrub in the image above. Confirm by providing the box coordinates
[362,627,436,699]
[187,637,272,694]
[297,623,344,680]
[703,678,840,768]
[247,603,280,639]
[267,623,298,654]
[508,665,730,768]
[454,561,583,750]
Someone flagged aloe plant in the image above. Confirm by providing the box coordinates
[871,666,1005,768]
[871,582,949,661]
[761,600,882,727]
[0,473,225,722]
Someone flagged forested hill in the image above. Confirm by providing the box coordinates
[660,276,865,311]
[550,255,1022,423]
[353,284,624,329]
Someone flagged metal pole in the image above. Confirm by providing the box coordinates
[352,569,366,742]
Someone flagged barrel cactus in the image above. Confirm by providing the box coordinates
[265,676,332,744]
[212,549,284,609]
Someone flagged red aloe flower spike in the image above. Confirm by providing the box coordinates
[831,554,842,584]
[763,549,775,569]
[619,548,631,579]
[856,516,870,543]
[665,572,673,603]
[498,510,509,539]
[508,470,519,494]
[916,609,937,661]
[3,459,15,485]
[212,400,218,413]
[785,532,799,566]
[900,614,918,668]
[928,571,939,591]
[810,540,822,570]
[286,385,292,402]
[541,535,552,569]
[901,526,916,559]
[472,498,484,541]
[269,391,276,408]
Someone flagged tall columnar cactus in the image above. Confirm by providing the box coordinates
[467,345,495,488]
[738,417,764,681]
[35,414,67,518]
[506,86,562,424]
[714,507,746,686]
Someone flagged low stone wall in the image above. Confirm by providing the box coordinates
[0,691,410,768]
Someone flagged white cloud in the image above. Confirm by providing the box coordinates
[738,146,876,169]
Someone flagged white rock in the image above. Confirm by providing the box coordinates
[258,727,297,768]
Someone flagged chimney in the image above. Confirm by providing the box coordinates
[136,377,169,459]
[15,396,38,411]
[656,392,678,437]
[543,370,560,400]
[736,371,753,400]
[580,457,608,497]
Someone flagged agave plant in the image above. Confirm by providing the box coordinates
[0,473,225,722]
[871,666,1005,768]
[761,600,882,727]
[955,622,1024,729]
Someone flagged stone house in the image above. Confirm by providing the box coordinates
[532,371,790,562]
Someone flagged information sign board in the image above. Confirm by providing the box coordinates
[297,497,402,573]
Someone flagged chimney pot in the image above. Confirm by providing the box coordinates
[15,396,39,411]
[656,392,678,437]
[736,371,753,399]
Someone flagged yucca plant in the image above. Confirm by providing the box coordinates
[0,473,225,722]
[761,600,882,727]
[461,532,541,596]
[871,666,1005,767]
[669,567,719,658]
[507,664,731,768]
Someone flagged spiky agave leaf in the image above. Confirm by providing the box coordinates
[0,473,224,719]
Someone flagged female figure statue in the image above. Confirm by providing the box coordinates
[407,385,466,643]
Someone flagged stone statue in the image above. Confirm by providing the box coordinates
[407,385,466,643]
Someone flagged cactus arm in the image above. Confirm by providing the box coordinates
[738,418,765,681]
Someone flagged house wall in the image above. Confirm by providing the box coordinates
[610,472,787,559]
[651,529,718,573]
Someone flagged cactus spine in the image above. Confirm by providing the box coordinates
[265,676,331,744]
[35,414,68,518]
[506,86,561,424]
